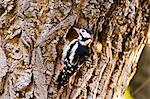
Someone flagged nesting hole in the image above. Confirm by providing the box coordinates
[65,27,79,42]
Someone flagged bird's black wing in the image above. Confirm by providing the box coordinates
[57,41,91,89]
[72,42,91,65]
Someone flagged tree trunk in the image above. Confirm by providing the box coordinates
[0,0,149,99]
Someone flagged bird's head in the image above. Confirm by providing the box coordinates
[73,27,94,41]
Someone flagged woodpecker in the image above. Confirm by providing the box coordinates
[57,27,94,89]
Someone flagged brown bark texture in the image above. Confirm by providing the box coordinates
[0,0,149,99]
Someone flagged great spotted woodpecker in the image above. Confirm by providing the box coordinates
[57,27,94,89]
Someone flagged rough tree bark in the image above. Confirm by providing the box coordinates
[0,0,149,99]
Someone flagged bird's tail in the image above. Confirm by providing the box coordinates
[56,70,70,90]
[56,64,78,90]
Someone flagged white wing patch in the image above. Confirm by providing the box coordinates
[62,39,78,64]
[69,42,79,65]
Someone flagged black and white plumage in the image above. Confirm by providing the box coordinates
[57,27,94,89]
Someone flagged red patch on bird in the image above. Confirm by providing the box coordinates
[60,64,64,71]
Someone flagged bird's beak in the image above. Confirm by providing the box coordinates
[73,27,80,35]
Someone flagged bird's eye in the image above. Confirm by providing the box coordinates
[81,29,85,33]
